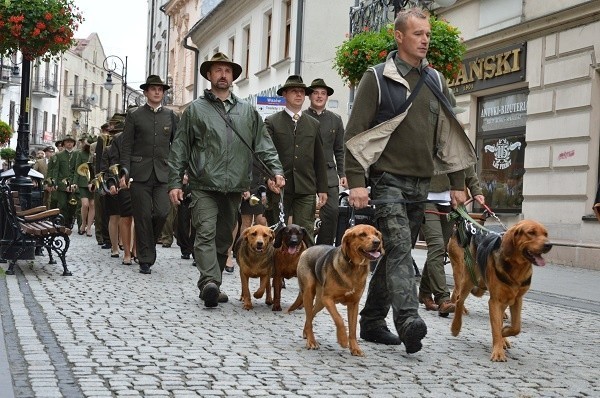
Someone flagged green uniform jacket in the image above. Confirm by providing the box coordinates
[344,52,476,190]
[265,110,328,195]
[305,108,345,188]
[168,89,283,193]
[121,104,179,184]
[51,150,77,191]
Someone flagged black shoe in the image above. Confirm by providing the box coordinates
[224,265,234,273]
[162,243,172,248]
[200,282,219,308]
[218,291,229,303]
[191,262,197,267]
[401,318,428,354]
[101,243,111,249]
[360,327,401,345]
[139,264,152,274]
[181,253,191,260]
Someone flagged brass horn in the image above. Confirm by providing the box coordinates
[77,162,91,182]
[62,178,78,206]
[108,163,131,188]
[249,195,261,206]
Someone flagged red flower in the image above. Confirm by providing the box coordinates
[36,22,46,30]
[32,28,41,37]
[44,12,53,21]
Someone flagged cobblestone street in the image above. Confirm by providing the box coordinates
[1,233,599,397]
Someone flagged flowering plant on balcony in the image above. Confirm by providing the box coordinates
[334,16,465,87]
[0,0,83,61]
[0,120,13,146]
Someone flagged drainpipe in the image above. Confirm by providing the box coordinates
[159,4,171,100]
[183,30,200,100]
[294,0,305,75]
[148,0,156,75]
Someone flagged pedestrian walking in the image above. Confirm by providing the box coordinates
[168,53,284,307]
[344,7,476,353]
[305,78,346,245]
[120,75,179,275]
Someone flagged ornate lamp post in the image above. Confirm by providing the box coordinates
[103,55,128,113]
[0,0,83,210]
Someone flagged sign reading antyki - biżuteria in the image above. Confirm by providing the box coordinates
[478,91,528,133]
[448,43,526,95]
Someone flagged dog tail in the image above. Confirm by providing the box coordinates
[286,293,303,313]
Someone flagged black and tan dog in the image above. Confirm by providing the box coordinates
[272,224,312,311]
[288,224,383,356]
[449,219,552,361]
[233,225,275,310]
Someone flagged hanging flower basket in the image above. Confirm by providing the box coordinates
[0,0,83,61]
[334,16,466,87]
[0,120,13,146]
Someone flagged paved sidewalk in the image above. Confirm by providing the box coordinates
[1,233,599,397]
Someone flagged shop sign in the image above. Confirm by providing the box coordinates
[478,91,528,133]
[449,43,526,95]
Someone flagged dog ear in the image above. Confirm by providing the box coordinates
[232,236,242,258]
[501,225,520,257]
[300,227,313,247]
[273,227,284,248]
[341,228,353,259]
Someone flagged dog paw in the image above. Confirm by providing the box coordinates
[272,304,282,311]
[306,340,319,350]
[503,337,511,349]
[242,302,253,310]
[265,299,273,305]
[350,347,365,357]
[253,290,264,299]
[490,349,507,362]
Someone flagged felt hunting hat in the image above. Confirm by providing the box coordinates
[308,78,334,96]
[62,134,76,144]
[100,123,110,131]
[54,139,64,146]
[78,132,90,142]
[277,75,312,96]
[200,52,243,81]
[43,146,55,153]
[108,113,126,133]
[140,75,170,90]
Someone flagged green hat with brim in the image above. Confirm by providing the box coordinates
[62,134,76,144]
[140,75,170,91]
[108,113,127,133]
[308,78,334,96]
[277,75,313,96]
[200,52,243,81]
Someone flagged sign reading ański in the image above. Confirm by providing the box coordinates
[449,43,527,95]
[256,96,286,120]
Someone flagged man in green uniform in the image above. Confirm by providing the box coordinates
[305,78,346,245]
[50,134,79,228]
[120,75,178,275]
[168,53,284,308]
[264,75,328,243]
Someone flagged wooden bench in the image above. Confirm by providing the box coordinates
[0,182,72,276]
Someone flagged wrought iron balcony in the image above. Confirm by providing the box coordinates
[349,0,397,37]
[71,94,92,112]
[31,78,59,98]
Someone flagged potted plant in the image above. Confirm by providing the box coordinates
[0,120,13,146]
[334,15,466,87]
[1,147,16,168]
[0,0,83,61]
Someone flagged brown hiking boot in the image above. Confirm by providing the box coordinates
[418,292,439,311]
[438,300,456,317]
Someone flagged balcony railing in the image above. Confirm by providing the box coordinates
[349,0,397,36]
[31,78,59,97]
[71,94,92,112]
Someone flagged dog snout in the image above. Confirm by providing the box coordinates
[543,242,553,253]
[288,236,299,246]
[256,240,264,249]
[371,238,381,250]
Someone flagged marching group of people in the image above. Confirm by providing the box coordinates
[30,8,487,354]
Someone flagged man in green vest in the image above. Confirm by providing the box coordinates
[51,134,79,228]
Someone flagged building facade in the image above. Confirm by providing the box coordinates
[184,0,354,117]
[439,0,600,269]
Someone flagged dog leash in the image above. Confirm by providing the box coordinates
[269,189,287,232]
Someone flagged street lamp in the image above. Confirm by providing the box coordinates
[103,55,127,113]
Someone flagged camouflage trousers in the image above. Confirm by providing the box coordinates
[359,172,430,339]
